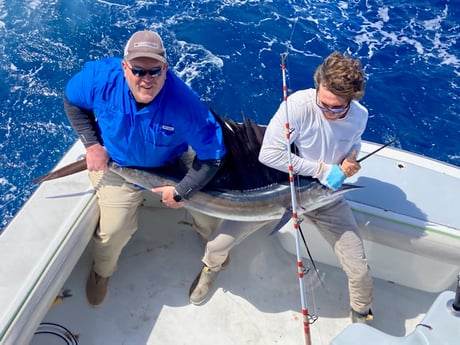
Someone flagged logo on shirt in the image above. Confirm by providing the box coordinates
[161,124,175,133]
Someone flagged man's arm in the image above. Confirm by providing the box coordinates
[63,92,100,148]
[175,157,223,200]
[259,113,319,177]
[64,92,109,171]
[152,157,223,208]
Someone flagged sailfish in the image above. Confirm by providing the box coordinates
[32,112,361,222]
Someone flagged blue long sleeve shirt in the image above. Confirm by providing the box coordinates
[65,58,226,168]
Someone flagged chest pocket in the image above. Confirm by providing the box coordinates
[138,123,187,166]
[144,123,177,147]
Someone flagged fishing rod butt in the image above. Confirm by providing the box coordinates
[357,137,399,163]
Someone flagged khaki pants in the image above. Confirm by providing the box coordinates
[189,210,275,271]
[89,169,144,278]
[88,148,195,278]
[306,197,373,314]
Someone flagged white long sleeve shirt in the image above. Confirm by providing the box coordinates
[259,88,368,177]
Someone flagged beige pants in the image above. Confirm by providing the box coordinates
[89,169,144,278]
[189,210,275,271]
[88,148,196,278]
[191,197,373,314]
[306,197,373,314]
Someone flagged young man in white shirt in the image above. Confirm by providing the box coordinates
[259,51,373,323]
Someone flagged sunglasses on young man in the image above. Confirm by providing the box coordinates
[316,91,351,115]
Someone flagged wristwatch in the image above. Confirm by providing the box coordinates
[173,189,183,202]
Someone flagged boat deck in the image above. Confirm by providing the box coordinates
[31,198,450,345]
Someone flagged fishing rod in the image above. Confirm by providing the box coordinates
[281,52,313,345]
[357,137,399,163]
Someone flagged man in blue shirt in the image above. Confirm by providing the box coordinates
[64,30,226,306]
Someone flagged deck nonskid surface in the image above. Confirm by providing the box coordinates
[35,201,447,345]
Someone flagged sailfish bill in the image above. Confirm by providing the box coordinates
[31,158,87,184]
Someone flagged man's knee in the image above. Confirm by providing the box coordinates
[190,211,223,240]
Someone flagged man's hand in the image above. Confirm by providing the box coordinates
[340,150,361,177]
[86,143,109,171]
[317,163,346,190]
[152,186,185,209]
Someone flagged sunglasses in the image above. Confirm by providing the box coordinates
[316,92,350,115]
[126,62,163,78]
[316,102,350,115]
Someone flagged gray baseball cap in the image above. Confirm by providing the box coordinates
[124,30,167,63]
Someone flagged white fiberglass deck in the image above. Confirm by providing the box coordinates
[32,198,452,345]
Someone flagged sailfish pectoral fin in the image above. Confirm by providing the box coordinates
[269,210,292,235]
[30,157,88,184]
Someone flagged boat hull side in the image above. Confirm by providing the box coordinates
[0,141,98,345]
[276,201,460,292]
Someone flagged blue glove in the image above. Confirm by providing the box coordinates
[317,163,346,190]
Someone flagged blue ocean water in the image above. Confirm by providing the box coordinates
[0,0,459,232]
